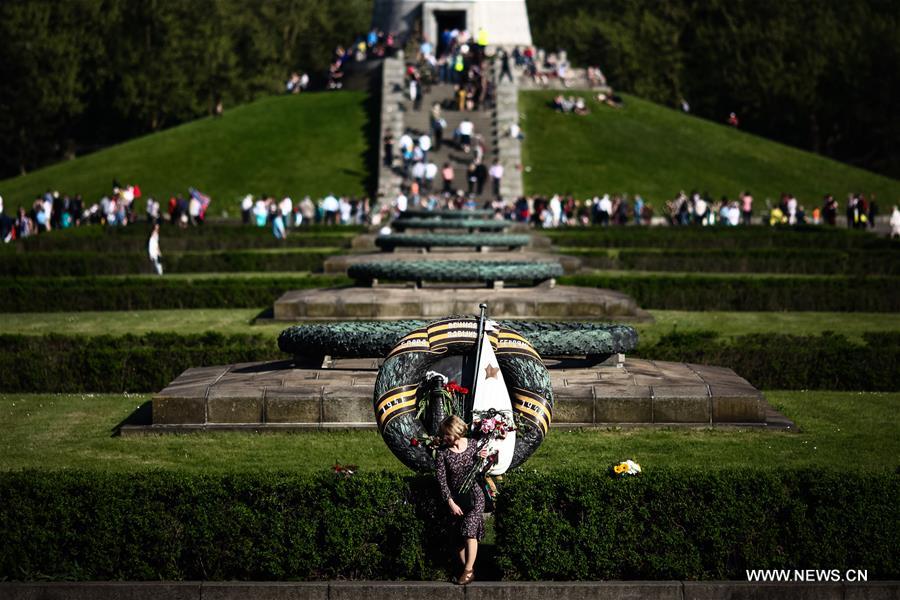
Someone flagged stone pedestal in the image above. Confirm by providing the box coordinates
[272,284,652,321]
[134,357,788,434]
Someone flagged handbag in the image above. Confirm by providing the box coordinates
[452,487,475,513]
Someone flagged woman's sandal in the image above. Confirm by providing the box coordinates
[457,568,475,585]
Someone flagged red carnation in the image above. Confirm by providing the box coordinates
[410,437,420,447]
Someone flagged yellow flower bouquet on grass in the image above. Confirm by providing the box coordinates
[608,459,642,479]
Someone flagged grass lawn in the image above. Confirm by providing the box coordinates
[0,92,373,217]
[521,91,900,206]
[0,391,896,473]
[3,308,897,345]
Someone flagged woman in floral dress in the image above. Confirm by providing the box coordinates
[435,415,488,585]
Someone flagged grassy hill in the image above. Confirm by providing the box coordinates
[521,91,900,207]
[0,92,373,217]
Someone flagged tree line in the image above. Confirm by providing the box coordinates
[0,0,370,178]
[3,0,898,182]
[529,0,900,179]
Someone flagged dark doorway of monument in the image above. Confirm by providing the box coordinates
[435,10,467,56]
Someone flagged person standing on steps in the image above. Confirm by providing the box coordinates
[383,131,394,167]
[458,118,474,153]
[499,49,513,83]
[442,162,455,194]
[489,159,504,199]
[431,103,445,150]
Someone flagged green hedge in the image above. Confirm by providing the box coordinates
[1,469,896,581]
[0,334,282,393]
[563,248,899,275]
[545,226,898,251]
[634,331,900,391]
[1,223,363,253]
[1,273,896,313]
[0,248,339,276]
[0,275,350,312]
[495,469,900,580]
[560,273,900,312]
[1,331,896,393]
[0,470,454,581]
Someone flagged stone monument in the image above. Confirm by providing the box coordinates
[372,0,533,47]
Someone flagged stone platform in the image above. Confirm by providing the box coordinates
[272,283,651,321]
[133,357,791,434]
[325,249,579,275]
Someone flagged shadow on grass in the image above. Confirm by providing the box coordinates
[111,400,152,437]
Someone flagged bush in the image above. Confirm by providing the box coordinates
[560,273,900,312]
[0,331,897,393]
[0,248,339,276]
[4,273,895,313]
[0,333,280,393]
[636,331,900,391]
[1,223,363,253]
[1,469,896,581]
[495,469,900,580]
[0,470,455,581]
[0,275,350,312]
[563,248,899,275]
[545,225,898,251]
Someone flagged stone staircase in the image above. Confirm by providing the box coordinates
[400,80,498,198]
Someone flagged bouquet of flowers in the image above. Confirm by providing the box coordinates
[608,459,642,479]
[332,463,358,478]
[457,409,516,496]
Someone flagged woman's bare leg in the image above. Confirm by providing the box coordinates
[458,543,466,567]
[463,538,478,571]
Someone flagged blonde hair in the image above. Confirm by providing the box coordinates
[439,415,467,441]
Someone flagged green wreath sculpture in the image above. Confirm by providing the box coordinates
[398,209,494,219]
[374,317,553,472]
[347,260,563,284]
[392,219,509,231]
[278,320,638,362]
[376,233,531,252]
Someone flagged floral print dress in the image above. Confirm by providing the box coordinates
[436,440,485,541]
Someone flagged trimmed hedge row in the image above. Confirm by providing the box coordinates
[0,275,351,312]
[0,334,282,393]
[0,249,339,276]
[560,273,900,312]
[495,469,900,580]
[564,248,900,275]
[545,225,897,250]
[0,469,896,581]
[633,331,900,391]
[0,470,454,581]
[1,273,896,313]
[2,223,363,253]
[1,331,897,393]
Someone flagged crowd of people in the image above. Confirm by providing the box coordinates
[385,187,899,233]
[284,27,398,93]
[0,182,216,243]
[661,190,887,229]
[239,193,371,238]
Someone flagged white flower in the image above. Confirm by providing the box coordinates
[424,371,448,385]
